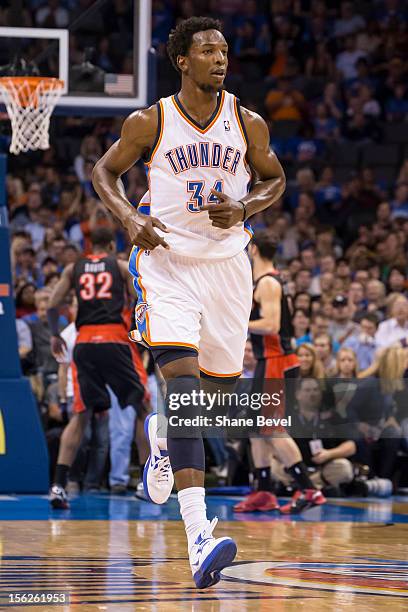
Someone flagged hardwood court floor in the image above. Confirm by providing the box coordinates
[0,498,407,611]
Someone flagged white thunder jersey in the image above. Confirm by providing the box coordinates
[146,90,252,259]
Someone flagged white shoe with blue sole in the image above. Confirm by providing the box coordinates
[143,413,174,504]
[190,517,237,589]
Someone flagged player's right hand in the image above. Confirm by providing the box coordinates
[51,335,68,360]
[124,212,170,250]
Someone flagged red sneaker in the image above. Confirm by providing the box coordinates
[280,489,327,515]
[234,491,279,512]
[256,491,280,511]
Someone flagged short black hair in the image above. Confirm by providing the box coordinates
[167,16,223,73]
[44,272,60,286]
[63,243,80,252]
[90,227,115,248]
[360,312,379,327]
[295,268,312,278]
[42,256,57,267]
[293,308,311,319]
[252,230,278,260]
[390,264,406,276]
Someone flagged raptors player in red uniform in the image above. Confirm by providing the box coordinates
[47,227,148,508]
[235,230,326,513]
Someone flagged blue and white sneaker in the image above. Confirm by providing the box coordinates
[143,413,174,504]
[189,517,237,589]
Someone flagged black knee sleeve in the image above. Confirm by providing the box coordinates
[167,437,205,473]
[151,347,198,369]
[166,375,205,473]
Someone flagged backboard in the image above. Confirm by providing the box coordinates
[0,0,151,113]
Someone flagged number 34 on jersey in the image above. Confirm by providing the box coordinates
[186,179,223,213]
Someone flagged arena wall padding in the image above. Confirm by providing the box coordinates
[0,154,49,492]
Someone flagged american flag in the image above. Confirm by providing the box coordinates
[0,284,10,297]
[104,74,134,96]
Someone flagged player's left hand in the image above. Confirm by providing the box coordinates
[200,189,245,229]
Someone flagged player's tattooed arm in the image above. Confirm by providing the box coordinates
[47,263,75,358]
[239,108,286,218]
[92,106,169,250]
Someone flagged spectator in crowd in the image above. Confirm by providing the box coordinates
[35,0,69,27]
[274,378,356,492]
[313,333,337,376]
[342,313,379,370]
[347,346,402,481]
[15,282,36,319]
[365,279,387,319]
[296,343,325,379]
[28,291,60,402]
[234,19,269,71]
[292,309,311,342]
[293,291,312,313]
[315,168,342,217]
[265,76,306,122]
[375,295,408,348]
[332,348,359,417]
[333,2,366,38]
[390,182,408,219]
[336,35,367,81]
[348,281,366,315]
[74,135,102,183]
[16,317,35,376]
[321,82,344,121]
[329,295,359,344]
[242,339,256,379]
[296,312,340,351]
[335,347,358,378]
[10,182,43,232]
[385,83,408,122]
[388,266,407,294]
[306,43,336,81]
[14,247,40,285]
[294,268,313,294]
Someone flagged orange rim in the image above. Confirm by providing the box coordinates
[0,77,64,108]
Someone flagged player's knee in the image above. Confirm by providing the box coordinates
[165,376,205,456]
[167,437,205,473]
[166,375,201,417]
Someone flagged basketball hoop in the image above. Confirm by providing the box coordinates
[0,76,64,155]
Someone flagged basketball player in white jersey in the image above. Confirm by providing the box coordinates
[92,17,285,589]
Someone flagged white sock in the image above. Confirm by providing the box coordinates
[178,486,209,551]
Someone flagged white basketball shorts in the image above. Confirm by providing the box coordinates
[128,247,253,377]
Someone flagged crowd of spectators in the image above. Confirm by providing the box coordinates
[4,0,408,497]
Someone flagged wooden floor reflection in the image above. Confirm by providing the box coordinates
[0,520,407,611]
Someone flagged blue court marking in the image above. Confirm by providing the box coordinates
[0,494,407,522]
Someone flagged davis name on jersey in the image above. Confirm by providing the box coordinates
[146,90,253,259]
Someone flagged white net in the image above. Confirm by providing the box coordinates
[0,77,64,155]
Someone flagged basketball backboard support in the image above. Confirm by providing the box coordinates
[0,0,151,113]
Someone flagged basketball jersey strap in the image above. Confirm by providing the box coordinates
[253,272,281,294]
